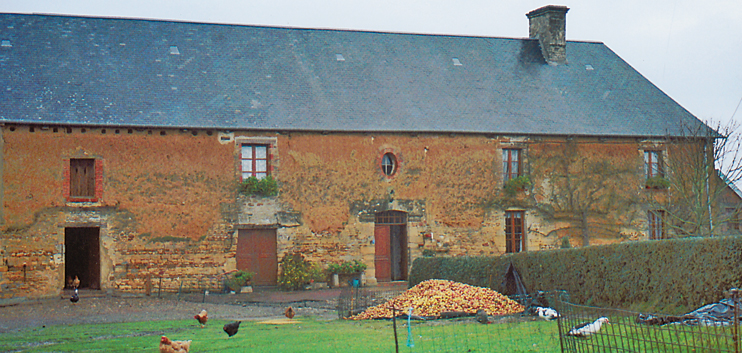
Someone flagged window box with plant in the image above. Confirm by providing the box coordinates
[645,175,670,189]
[239,175,278,197]
[504,175,531,196]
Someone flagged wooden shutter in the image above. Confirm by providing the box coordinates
[66,158,102,202]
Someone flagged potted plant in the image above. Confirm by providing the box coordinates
[328,260,367,287]
[226,270,254,293]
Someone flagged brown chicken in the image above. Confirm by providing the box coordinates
[72,276,80,289]
[285,306,295,319]
[159,336,191,353]
[194,310,207,327]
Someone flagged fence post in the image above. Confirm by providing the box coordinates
[732,288,739,353]
[392,306,399,353]
[556,291,566,353]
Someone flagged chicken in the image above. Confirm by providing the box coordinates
[223,321,241,337]
[70,289,79,304]
[567,317,610,337]
[475,309,490,324]
[194,310,208,327]
[72,276,80,289]
[285,306,295,319]
[535,306,561,320]
[159,335,192,353]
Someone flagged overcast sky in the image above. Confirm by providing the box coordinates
[2,0,742,128]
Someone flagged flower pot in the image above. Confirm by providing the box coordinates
[332,273,340,287]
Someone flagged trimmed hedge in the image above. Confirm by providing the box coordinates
[409,235,742,313]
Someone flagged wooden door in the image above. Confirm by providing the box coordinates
[375,210,408,282]
[374,225,392,282]
[237,229,277,286]
[389,225,407,281]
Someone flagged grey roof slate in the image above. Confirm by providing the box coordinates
[0,13,710,137]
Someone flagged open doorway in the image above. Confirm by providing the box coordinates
[64,227,101,290]
[374,211,408,282]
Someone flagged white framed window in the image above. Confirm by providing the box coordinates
[381,153,397,176]
[648,210,666,239]
[644,150,663,178]
[503,149,521,182]
[241,145,269,180]
[505,211,525,253]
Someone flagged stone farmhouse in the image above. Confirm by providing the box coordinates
[0,6,719,298]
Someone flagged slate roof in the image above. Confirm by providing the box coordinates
[0,13,710,137]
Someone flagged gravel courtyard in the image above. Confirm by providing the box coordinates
[0,288,340,333]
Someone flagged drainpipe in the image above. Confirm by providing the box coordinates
[705,140,713,235]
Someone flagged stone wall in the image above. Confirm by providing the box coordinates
[0,126,674,298]
[0,126,237,298]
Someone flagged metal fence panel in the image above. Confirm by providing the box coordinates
[555,290,741,353]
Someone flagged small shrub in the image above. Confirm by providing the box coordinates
[240,176,278,197]
[308,262,327,283]
[278,251,318,291]
[226,270,254,291]
[560,237,572,249]
[327,260,367,275]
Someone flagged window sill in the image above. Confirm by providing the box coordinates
[66,197,100,203]
[644,186,668,191]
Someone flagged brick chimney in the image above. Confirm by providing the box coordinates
[526,5,570,65]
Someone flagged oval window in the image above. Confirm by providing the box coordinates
[381,153,397,176]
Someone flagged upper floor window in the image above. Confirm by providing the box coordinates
[65,158,102,202]
[644,150,663,178]
[505,211,525,253]
[241,144,269,180]
[70,158,96,198]
[648,210,666,240]
[727,207,741,232]
[503,149,521,182]
[381,153,397,176]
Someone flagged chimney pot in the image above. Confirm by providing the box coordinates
[527,5,570,65]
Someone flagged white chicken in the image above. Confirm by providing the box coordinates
[566,317,610,337]
[535,306,560,320]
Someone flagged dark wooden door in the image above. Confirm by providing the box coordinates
[389,225,407,281]
[237,229,277,286]
[374,225,391,282]
[64,227,100,289]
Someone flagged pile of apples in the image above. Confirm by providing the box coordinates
[350,279,524,320]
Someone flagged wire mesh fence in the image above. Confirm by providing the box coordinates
[139,273,228,300]
[339,287,742,352]
[337,287,563,352]
[555,289,742,353]
[337,284,408,319]
[394,314,560,352]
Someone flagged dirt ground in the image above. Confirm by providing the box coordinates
[0,288,341,333]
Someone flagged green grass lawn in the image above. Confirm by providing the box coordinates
[0,317,561,352]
